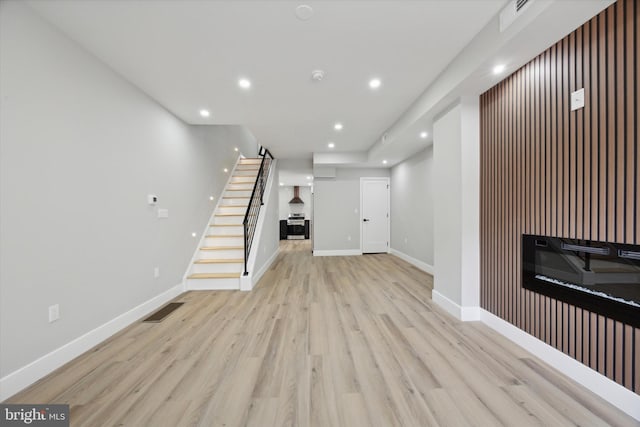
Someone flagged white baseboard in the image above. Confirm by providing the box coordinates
[186,279,240,291]
[313,249,362,257]
[240,247,280,291]
[431,290,481,321]
[389,248,434,275]
[0,283,184,401]
[480,309,640,421]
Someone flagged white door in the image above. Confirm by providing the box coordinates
[361,177,389,254]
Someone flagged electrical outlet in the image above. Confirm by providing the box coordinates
[154,267,160,278]
[571,88,584,111]
[49,304,59,323]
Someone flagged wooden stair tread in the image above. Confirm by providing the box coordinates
[226,189,252,191]
[201,246,244,250]
[194,258,243,264]
[206,234,243,238]
[222,196,250,199]
[210,224,242,227]
[187,273,241,279]
[215,213,244,217]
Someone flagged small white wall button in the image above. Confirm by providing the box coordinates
[147,194,158,205]
[49,304,60,323]
[571,88,584,111]
[157,208,169,218]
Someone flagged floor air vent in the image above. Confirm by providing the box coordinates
[143,302,184,322]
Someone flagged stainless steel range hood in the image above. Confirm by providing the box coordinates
[289,186,304,204]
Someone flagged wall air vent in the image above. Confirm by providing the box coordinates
[500,0,534,32]
[516,0,529,12]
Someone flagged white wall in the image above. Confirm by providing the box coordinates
[313,168,389,253]
[244,161,280,289]
[433,104,463,304]
[459,98,480,310]
[432,98,480,317]
[0,1,256,381]
[278,186,312,220]
[390,147,434,268]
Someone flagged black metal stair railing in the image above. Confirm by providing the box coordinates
[243,146,274,276]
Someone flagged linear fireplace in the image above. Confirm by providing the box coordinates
[522,235,640,328]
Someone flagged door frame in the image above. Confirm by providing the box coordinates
[360,177,390,254]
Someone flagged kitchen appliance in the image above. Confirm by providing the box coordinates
[287,213,305,239]
[288,186,304,204]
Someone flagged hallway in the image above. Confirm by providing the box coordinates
[7,241,636,426]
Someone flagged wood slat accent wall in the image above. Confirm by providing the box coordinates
[480,0,639,394]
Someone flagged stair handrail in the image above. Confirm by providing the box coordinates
[242,146,274,276]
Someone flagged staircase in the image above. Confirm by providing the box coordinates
[185,157,262,290]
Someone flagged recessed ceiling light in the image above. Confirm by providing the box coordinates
[334,122,343,131]
[295,4,314,21]
[191,232,197,237]
[382,160,388,165]
[369,78,381,89]
[420,131,428,139]
[308,183,312,186]
[328,142,335,148]
[209,196,214,201]
[311,70,325,81]
[306,176,312,180]
[234,147,238,152]
[223,168,228,173]
[493,64,506,74]
[238,78,251,89]
[280,182,284,186]
[199,109,210,117]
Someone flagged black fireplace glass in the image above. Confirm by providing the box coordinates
[522,234,640,328]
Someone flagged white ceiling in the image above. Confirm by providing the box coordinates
[27,0,507,160]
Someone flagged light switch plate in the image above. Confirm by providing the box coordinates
[49,304,59,323]
[571,88,584,111]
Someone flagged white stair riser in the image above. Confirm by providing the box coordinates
[213,216,244,225]
[224,190,252,198]
[190,263,243,274]
[218,206,247,215]
[233,170,259,177]
[209,225,243,235]
[199,249,244,259]
[239,160,261,165]
[204,236,243,246]
[220,199,249,206]
[230,177,256,184]
[227,184,254,191]
[186,277,240,291]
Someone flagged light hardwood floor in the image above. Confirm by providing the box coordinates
[6,240,638,426]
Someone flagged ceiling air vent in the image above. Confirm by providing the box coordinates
[500,0,534,32]
[516,0,529,12]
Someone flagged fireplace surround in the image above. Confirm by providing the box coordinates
[522,234,640,328]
